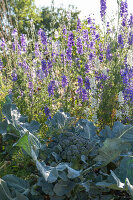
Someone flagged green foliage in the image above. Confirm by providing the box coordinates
[0,98,133,199]
[0,0,42,36]
[40,4,80,36]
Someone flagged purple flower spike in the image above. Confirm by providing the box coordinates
[128,31,133,45]
[100,0,107,21]
[120,0,128,18]
[82,88,88,102]
[20,34,27,52]
[12,29,18,38]
[1,38,6,49]
[11,72,17,81]
[77,18,81,30]
[38,28,47,46]
[106,44,112,61]
[0,59,3,70]
[85,76,90,90]
[77,37,83,54]
[66,47,72,61]
[89,52,94,60]
[48,80,55,96]
[62,75,68,88]
[67,32,74,48]
[28,81,33,89]
[44,105,51,119]
[128,14,133,28]
[118,34,124,48]
[77,76,83,87]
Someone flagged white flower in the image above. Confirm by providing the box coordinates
[124,104,130,116]
[116,110,122,120]
[90,77,97,90]
[90,97,97,109]
[127,50,133,68]
[118,91,124,106]
[84,107,90,117]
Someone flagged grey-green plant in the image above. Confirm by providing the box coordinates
[0,95,133,199]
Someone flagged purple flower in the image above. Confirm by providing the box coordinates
[28,81,33,89]
[128,31,133,45]
[77,37,83,54]
[35,42,41,58]
[77,18,81,30]
[60,53,64,63]
[38,28,47,46]
[77,87,88,102]
[95,34,100,40]
[36,69,44,80]
[0,59,3,70]
[67,32,74,48]
[22,60,29,71]
[66,47,72,61]
[47,60,52,69]
[82,88,88,102]
[41,59,48,77]
[11,72,17,81]
[99,53,103,62]
[82,29,89,41]
[120,66,133,102]
[100,0,107,21]
[41,59,47,71]
[85,76,90,90]
[87,17,92,25]
[44,105,51,119]
[120,0,128,18]
[12,29,18,38]
[106,44,112,61]
[20,34,27,52]
[48,80,55,96]
[118,34,124,48]
[128,14,133,28]
[89,52,94,60]
[90,41,94,49]
[12,42,16,51]
[63,25,67,36]
[62,75,68,88]
[77,76,83,87]
[1,38,5,49]
[107,22,110,27]
[85,63,90,73]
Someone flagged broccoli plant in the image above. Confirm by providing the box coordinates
[0,95,133,199]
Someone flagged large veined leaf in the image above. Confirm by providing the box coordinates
[0,178,13,200]
[20,120,40,134]
[53,179,76,196]
[2,101,40,137]
[2,174,30,196]
[96,157,133,197]
[0,120,8,135]
[94,138,131,168]
[75,119,97,139]
[37,177,54,195]
[14,132,41,157]
[35,160,82,184]
[56,163,82,179]
[2,104,21,128]
[100,121,133,142]
[50,196,65,200]
[36,160,59,183]
[14,133,32,156]
[0,177,29,200]
[109,157,133,184]
[45,110,76,135]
